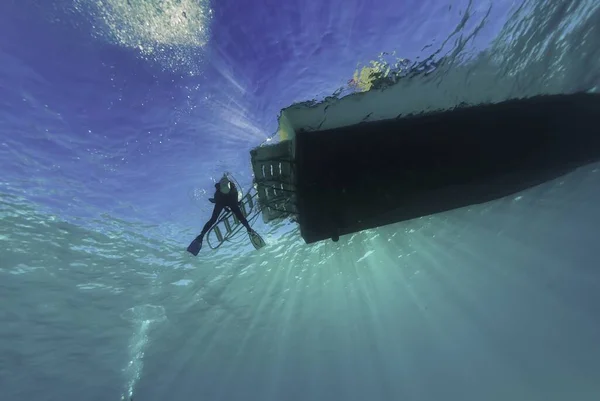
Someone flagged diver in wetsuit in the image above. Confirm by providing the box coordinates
[187,174,255,256]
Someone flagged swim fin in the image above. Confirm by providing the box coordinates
[248,230,266,250]
[187,238,202,256]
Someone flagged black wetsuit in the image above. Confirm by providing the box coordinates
[197,182,252,241]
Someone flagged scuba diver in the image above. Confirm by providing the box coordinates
[187,174,260,256]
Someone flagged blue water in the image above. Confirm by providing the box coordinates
[1,0,600,400]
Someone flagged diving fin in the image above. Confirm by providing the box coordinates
[187,238,202,256]
[248,230,266,250]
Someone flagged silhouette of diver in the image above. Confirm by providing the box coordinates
[187,174,255,256]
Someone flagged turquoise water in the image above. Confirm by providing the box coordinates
[1,0,600,400]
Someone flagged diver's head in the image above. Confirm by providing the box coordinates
[219,175,231,194]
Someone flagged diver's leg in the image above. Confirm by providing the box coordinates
[188,204,224,255]
[197,204,224,241]
[231,204,253,232]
